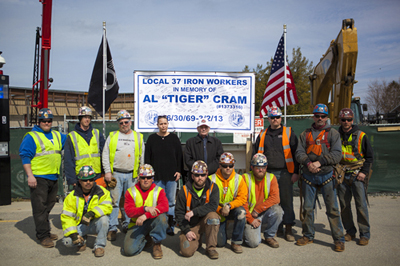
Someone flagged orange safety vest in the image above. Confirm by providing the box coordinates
[257,126,295,173]
[305,128,331,156]
[183,183,214,213]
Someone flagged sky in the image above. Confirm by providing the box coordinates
[1,0,400,105]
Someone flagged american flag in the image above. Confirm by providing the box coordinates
[260,34,298,118]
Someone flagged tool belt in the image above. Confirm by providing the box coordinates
[333,159,365,187]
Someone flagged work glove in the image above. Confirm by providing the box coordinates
[70,233,85,246]
[106,177,117,189]
[81,211,95,226]
[221,204,231,216]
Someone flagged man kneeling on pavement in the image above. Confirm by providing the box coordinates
[175,160,220,259]
[61,166,112,257]
[243,153,283,248]
[122,164,169,259]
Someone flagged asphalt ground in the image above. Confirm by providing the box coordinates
[1,195,400,266]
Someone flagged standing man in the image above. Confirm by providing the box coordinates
[295,103,345,252]
[337,108,373,246]
[122,164,169,259]
[19,108,67,247]
[210,152,247,254]
[243,153,283,248]
[175,160,220,259]
[145,115,183,235]
[64,106,105,187]
[253,106,299,242]
[185,119,224,176]
[102,110,144,241]
[61,165,112,257]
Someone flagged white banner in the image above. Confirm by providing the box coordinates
[134,71,255,132]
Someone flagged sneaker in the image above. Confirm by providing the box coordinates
[77,243,86,252]
[334,241,345,252]
[50,233,58,240]
[358,237,369,246]
[40,237,54,248]
[231,243,243,254]
[265,237,279,248]
[284,225,295,242]
[296,236,313,246]
[153,243,163,259]
[107,231,117,241]
[206,249,219,259]
[344,233,355,242]
[94,247,105,257]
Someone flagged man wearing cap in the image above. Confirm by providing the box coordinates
[209,152,247,254]
[175,160,220,259]
[253,106,299,242]
[19,108,67,248]
[243,153,283,248]
[295,103,345,252]
[337,108,373,246]
[102,109,144,240]
[122,164,169,259]
[65,106,105,187]
[61,165,112,257]
[185,119,224,177]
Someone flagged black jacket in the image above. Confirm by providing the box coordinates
[175,178,219,235]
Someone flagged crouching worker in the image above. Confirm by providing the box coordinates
[122,164,169,259]
[176,160,220,259]
[61,166,112,257]
[243,154,283,248]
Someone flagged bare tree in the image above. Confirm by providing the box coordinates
[365,78,400,114]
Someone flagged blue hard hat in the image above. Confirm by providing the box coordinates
[313,104,329,115]
[38,108,53,120]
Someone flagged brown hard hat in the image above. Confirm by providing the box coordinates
[339,108,354,118]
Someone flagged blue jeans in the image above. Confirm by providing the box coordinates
[302,171,344,242]
[217,206,246,246]
[337,173,370,239]
[123,213,168,256]
[243,204,283,248]
[269,169,295,226]
[62,216,109,249]
[154,180,177,218]
[109,172,137,231]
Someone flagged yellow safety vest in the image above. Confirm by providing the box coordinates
[127,185,162,228]
[27,130,62,175]
[69,129,101,175]
[243,172,274,213]
[341,130,365,163]
[108,130,143,178]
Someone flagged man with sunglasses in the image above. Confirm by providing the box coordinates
[253,106,299,242]
[61,165,112,257]
[64,106,105,188]
[337,108,373,246]
[175,160,220,259]
[295,103,345,252]
[19,108,67,248]
[210,152,247,254]
[102,110,144,241]
[122,164,169,259]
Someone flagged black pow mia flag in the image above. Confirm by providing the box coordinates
[88,38,119,117]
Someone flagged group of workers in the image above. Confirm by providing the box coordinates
[19,103,373,259]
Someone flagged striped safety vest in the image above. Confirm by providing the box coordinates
[69,129,101,175]
[243,172,274,213]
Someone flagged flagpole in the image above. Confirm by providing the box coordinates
[102,21,106,138]
[283,24,287,126]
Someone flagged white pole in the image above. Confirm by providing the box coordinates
[283,24,287,126]
[102,21,107,138]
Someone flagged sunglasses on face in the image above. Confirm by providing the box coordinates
[41,120,52,124]
[270,116,281,120]
[314,115,327,119]
[139,176,153,180]
[220,164,234,169]
[193,173,207,177]
[119,121,130,125]
[81,178,94,183]
[341,118,353,122]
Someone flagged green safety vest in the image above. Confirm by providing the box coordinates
[243,171,274,213]
[108,130,143,178]
[341,130,365,163]
[69,129,101,175]
[27,130,62,175]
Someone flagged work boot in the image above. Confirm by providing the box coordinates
[344,233,355,242]
[77,243,86,252]
[334,241,345,252]
[206,249,219,259]
[358,237,369,246]
[107,231,117,241]
[231,243,243,253]
[50,233,58,240]
[265,237,279,248]
[153,243,163,259]
[94,247,105,257]
[296,236,313,246]
[40,237,54,248]
[284,225,295,242]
